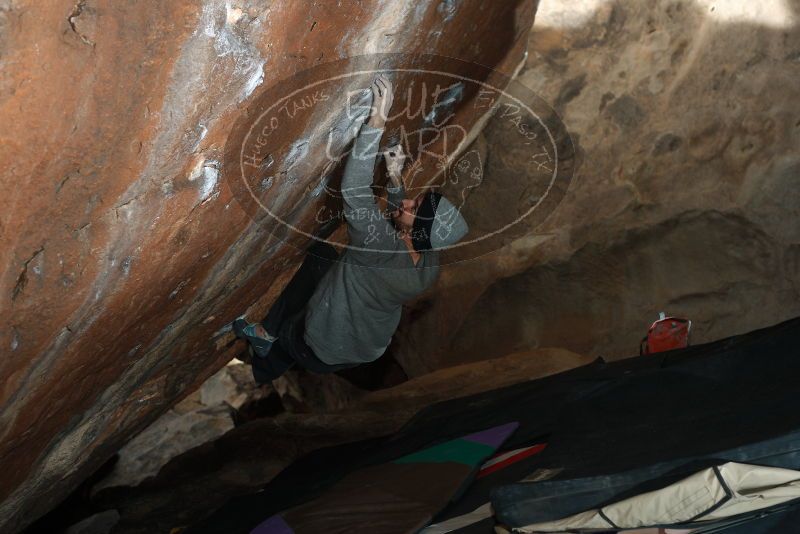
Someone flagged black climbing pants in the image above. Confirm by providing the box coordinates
[251,242,356,384]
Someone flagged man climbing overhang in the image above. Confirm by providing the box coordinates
[233,75,469,383]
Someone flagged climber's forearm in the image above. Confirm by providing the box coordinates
[367,112,386,130]
[341,124,383,204]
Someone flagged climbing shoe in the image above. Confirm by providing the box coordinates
[233,318,276,358]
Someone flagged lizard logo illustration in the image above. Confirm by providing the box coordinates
[225,53,574,265]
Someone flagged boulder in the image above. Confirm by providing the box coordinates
[91,362,275,493]
[91,346,591,532]
[0,1,537,530]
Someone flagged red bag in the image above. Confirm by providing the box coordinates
[640,313,691,355]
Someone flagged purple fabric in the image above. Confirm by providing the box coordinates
[250,515,293,534]
[463,422,519,448]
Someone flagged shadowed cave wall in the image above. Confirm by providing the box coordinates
[390,0,800,375]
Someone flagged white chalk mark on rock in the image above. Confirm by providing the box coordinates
[190,159,220,202]
[242,61,265,100]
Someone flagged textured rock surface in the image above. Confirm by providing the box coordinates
[360,347,591,410]
[63,510,120,534]
[271,369,364,413]
[92,362,273,492]
[0,1,536,531]
[90,347,590,532]
[198,361,269,410]
[391,0,800,375]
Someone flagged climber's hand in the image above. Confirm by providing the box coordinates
[385,143,407,187]
[368,75,393,129]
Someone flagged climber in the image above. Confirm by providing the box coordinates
[233,75,469,384]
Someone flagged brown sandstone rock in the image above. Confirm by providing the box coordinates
[91,346,590,531]
[361,346,592,411]
[91,362,273,493]
[0,1,537,531]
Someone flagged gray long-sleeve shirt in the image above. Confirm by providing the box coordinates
[304,124,439,365]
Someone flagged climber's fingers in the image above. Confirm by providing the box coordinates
[372,78,383,98]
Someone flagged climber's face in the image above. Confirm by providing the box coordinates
[391,196,420,232]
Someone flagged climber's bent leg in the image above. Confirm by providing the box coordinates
[249,242,341,382]
[251,344,295,384]
[251,310,353,384]
[260,241,339,337]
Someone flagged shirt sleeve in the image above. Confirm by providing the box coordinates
[341,124,399,252]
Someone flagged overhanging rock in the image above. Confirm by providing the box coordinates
[0,1,537,531]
